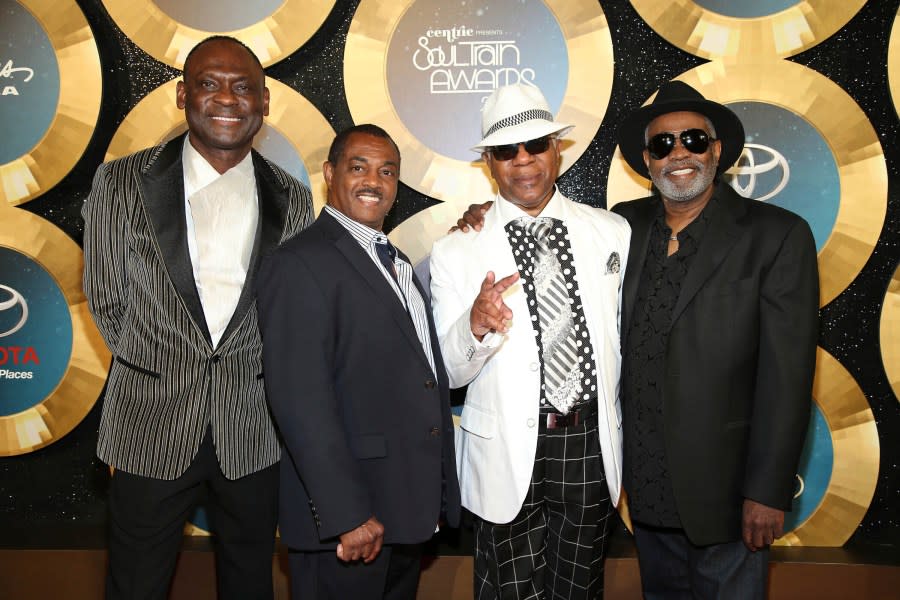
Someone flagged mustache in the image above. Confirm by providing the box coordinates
[356,187,383,199]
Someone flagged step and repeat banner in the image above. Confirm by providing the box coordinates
[1,0,898,549]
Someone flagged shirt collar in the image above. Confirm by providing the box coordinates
[183,137,255,199]
[494,186,564,226]
[653,192,719,239]
[324,204,389,248]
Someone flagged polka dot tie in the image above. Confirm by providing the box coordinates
[507,217,596,414]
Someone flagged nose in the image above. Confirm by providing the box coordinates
[213,87,238,105]
[511,142,535,164]
[362,168,381,188]
[667,136,692,159]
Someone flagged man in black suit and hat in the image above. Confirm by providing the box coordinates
[611,80,819,598]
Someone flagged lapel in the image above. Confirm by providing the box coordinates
[669,183,746,327]
[620,198,657,334]
[320,211,434,374]
[219,151,290,344]
[139,133,211,346]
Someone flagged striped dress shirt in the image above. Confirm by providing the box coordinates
[324,205,437,376]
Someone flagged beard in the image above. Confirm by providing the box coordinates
[652,156,717,202]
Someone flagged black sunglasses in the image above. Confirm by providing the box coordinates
[489,136,552,161]
[646,129,714,160]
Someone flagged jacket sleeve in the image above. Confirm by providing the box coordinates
[284,180,315,240]
[257,246,373,541]
[742,217,819,510]
[81,162,129,354]
[429,238,503,389]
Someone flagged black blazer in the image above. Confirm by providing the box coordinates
[613,182,819,545]
[257,210,461,550]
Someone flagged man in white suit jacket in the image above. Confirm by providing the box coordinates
[430,84,630,600]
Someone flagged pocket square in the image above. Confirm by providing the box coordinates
[606,252,620,274]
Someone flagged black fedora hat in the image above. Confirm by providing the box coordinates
[617,80,745,179]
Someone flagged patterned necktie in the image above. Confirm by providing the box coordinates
[521,217,583,413]
[375,239,398,283]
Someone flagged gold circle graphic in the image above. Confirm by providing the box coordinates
[0,206,111,456]
[889,7,900,120]
[881,263,900,405]
[348,0,614,266]
[775,347,879,546]
[629,0,865,61]
[0,0,102,208]
[606,60,887,307]
[105,78,334,215]
[345,0,613,203]
[100,0,336,69]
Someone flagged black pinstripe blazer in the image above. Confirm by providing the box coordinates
[82,134,313,480]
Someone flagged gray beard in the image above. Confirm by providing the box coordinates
[652,157,717,202]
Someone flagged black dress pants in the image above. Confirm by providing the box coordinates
[289,543,424,600]
[105,429,279,600]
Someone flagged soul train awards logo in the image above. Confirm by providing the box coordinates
[411,27,536,95]
[386,0,568,161]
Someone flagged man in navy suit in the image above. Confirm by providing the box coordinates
[257,124,460,600]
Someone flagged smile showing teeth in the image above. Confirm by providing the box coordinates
[357,194,380,203]
[669,168,694,176]
[211,116,241,122]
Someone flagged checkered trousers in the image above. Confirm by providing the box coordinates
[473,414,614,600]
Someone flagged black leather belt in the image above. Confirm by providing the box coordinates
[540,400,598,430]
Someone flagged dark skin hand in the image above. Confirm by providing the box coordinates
[451,201,494,233]
[470,271,519,340]
[742,499,784,551]
[337,516,384,563]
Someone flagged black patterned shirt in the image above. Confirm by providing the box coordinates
[622,197,715,527]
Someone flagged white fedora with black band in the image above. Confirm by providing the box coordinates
[472,83,573,152]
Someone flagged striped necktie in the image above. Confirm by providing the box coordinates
[522,217,581,413]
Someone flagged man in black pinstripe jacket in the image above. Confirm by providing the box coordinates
[82,36,313,599]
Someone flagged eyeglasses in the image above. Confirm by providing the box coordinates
[646,129,714,160]
[489,136,552,161]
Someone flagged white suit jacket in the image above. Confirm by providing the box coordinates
[430,190,630,524]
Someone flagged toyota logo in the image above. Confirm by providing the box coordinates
[725,143,791,202]
[0,284,29,337]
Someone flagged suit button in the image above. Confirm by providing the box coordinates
[527,418,536,428]
[211,355,220,363]
[425,379,436,389]
[429,427,440,436]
